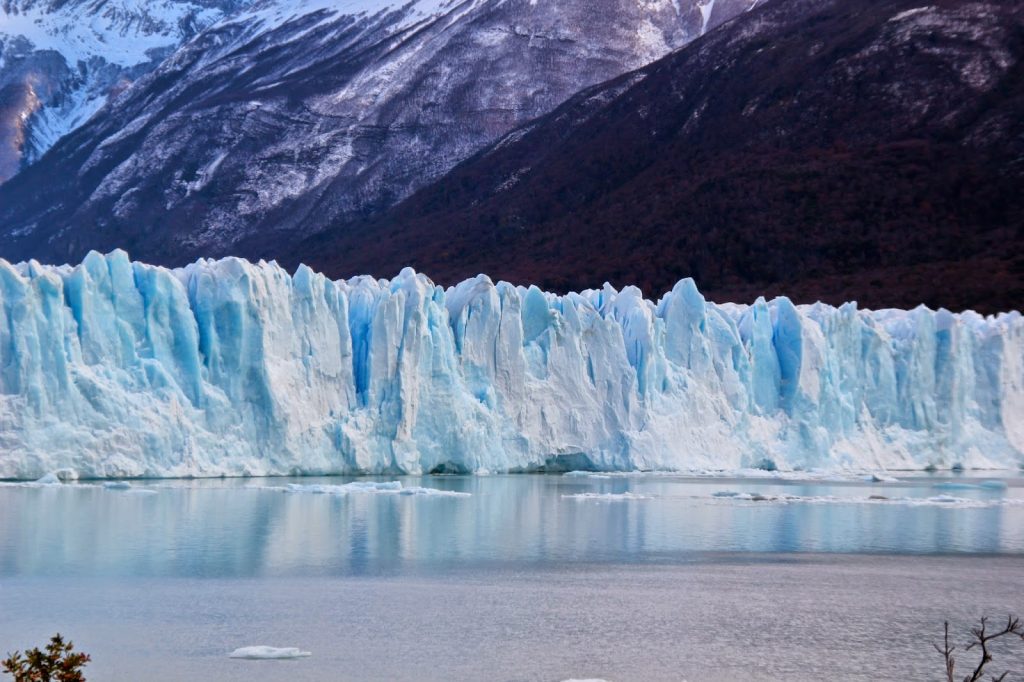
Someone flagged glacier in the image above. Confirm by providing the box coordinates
[0,250,1022,479]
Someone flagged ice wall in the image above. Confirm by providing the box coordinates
[0,250,1021,479]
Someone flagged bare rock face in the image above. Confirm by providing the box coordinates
[0,0,248,182]
[300,0,1024,313]
[0,0,760,264]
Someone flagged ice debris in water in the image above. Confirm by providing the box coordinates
[282,481,469,497]
[933,482,979,490]
[101,480,157,494]
[932,479,1010,491]
[0,473,60,488]
[562,492,651,501]
[228,646,311,660]
[704,492,1022,508]
[978,480,1009,489]
[0,250,1023,479]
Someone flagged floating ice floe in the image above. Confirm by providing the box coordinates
[562,492,651,501]
[228,646,311,660]
[933,480,1011,491]
[99,481,157,494]
[280,481,469,497]
[102,481,133,489]
[0,472,77,488]
[703,492,1023,508]
[978,480,1010,490]
[563,471,612,479]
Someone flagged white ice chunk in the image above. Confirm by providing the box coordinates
[397,486,470,497]
[102,481,133,489]
[563,471,612,479]
[703,492,1023,508]
[932,482,979,491]
[228,646,311,660]
[562,492,651,501]
[978,480,1009,490]
[281,481,468,497]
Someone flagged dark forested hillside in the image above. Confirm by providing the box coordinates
[300,0,1024,313]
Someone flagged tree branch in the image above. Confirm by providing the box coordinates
[961,615,1023,682]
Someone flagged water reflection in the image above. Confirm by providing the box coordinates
[0,475,1021,578]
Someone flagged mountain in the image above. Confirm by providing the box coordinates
[0,0,762,264]
[0,0,249,182]
[300,0,1024,314]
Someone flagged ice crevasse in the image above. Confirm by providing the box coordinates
[0,250,1022,479]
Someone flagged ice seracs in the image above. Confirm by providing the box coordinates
[0,250,1021,479]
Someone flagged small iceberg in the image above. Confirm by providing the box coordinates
[283,481,401,494]
[229,646,311,660]
[933,479,1008,492]
[978,480,1009,490]
[933,482,979,491]
[281,481,468,497]
[2,472,71,488]
[562,492,650,501]
[102,481,157,494]
[103,481,133,489]
[701,491,1020,508]
[563,471,612,479]
[397,486,470,497]
[0,470,84,488]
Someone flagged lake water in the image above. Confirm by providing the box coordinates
[2,472,1023,680]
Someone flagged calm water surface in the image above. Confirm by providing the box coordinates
[1,473,1023,680]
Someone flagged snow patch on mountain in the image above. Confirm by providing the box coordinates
[1,1,220,67]
[0,0,763,259]
[0,0,253,179]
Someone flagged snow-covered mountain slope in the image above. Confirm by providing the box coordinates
[304,0,1024,315]
[0,251,1021,479]
[0,0,252,181]
[0,0,759,264]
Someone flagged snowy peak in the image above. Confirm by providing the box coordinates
[0,0,252,180]
[0,0,763,261]
[1,0,242,67]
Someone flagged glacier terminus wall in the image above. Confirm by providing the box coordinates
[0,250,1022,479]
